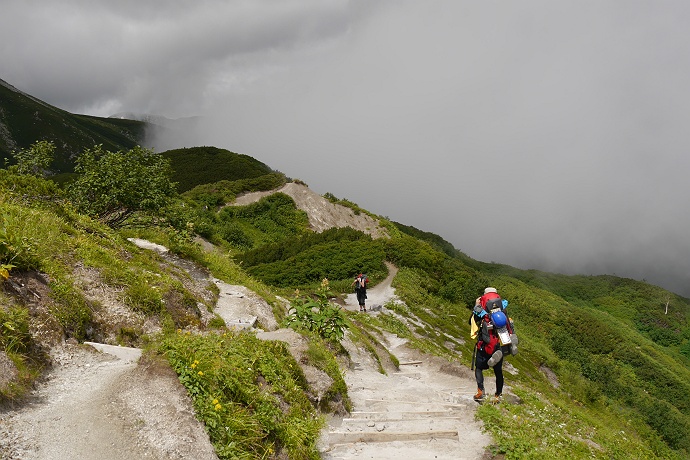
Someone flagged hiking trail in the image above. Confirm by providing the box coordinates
[1,235,494,459]
[317,263,492,459]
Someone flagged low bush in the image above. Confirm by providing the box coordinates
[285,279,348,343]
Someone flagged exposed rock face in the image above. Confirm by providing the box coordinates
[231,182,389,239]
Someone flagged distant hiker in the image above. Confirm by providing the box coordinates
[352,273,369,312]
[470,286,515,403]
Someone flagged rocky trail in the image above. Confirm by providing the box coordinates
[1,234,494,459]
[318,265,492,459]
[320,340,491,460]
[0,339,219,459]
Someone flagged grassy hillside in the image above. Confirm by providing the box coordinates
[0,169,337,459]
[0,79,147,172]
[4,155,690,457]
[161,146,277,193]
[2,79,690,456]
[167,177,690,458]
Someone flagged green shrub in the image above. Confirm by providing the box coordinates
[636,391,690,451]
[0,169,62,202]
[285,280,348,342]
[67,145,178,227]
[246,240,385,288]
[208,316,227,329]
[681,340,690,358]
[237,227,371,267]
[384,234,445,273]
[218,193,308,246]
[11,140,55,176]
[219,222,253,249]
[636,307,684,347]
[162,146,279,193]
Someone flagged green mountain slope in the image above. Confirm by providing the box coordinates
[2,81,690,458]
[179,174,690,455]
[0,78,147,172]
[0,79,280,192]
[162,146,276,193]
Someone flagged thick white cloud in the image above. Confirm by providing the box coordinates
[3,0,690,295]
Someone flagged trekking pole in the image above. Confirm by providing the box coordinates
[471,342,477,371]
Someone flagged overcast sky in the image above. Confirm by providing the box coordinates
[3,0,690,296]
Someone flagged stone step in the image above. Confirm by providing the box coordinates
[337,416,463,433]
[395,371,422,379]
[224,316,257,329]
[323,438,471,460]
[362,398,470,412]
[347,409,463,421]
[84,342,142,363]
[326,425,459,445]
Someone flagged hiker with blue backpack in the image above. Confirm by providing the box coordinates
[470,287,518,403]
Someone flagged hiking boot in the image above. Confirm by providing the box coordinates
[473,389,484,402]
[491,394,502,404]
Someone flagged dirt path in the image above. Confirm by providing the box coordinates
[1,241,493,460]
[231,182,389,239]
[341,262,399,312]
[318,264,493,459]
[0,345,218,460]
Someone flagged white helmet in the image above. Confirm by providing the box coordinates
[484,287,497,294]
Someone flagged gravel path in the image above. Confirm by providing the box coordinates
[0,345,218,460]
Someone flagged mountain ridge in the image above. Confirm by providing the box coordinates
[0,78,149,172]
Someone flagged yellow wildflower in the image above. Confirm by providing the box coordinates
[214,403,222,411]
[198,371,204,376]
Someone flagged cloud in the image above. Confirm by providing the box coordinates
[1,0,367,116]
[3,0,690,295]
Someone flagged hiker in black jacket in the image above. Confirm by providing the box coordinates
[352,273,368,312]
